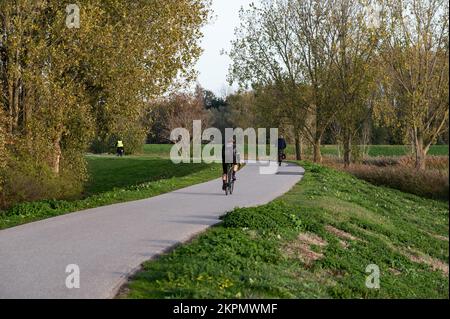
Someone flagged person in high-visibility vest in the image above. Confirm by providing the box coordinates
[116,140,124,157]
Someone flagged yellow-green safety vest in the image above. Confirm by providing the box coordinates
[117,141,124,148]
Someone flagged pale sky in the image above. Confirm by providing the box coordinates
[195,0,259,96]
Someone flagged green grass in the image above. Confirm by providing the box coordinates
[296,145,449,157]
[85,156,209,195]
[366,145,448,157]
[142,144,173,158]
[0,154,220,230]
[124,162,449,299]
[144,143,449,158]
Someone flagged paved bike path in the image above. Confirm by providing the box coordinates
[0,162,304,299]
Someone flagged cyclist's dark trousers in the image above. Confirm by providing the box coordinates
[223,163,233,175]
[117,147,124,155]
[222,161,237,175]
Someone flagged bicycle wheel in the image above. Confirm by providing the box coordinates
[224,164,230,196]
[227,168,234,195]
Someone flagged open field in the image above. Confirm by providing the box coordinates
[142,144,449,158]
[123,162,449,299]
[142,144,175,158]
[290,145,449,157]
[0,154,220,230]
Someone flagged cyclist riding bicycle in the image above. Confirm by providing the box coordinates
[222,137,239,191]
[116,139,124,157]
[277,135,287,165]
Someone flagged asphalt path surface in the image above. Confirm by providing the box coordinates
[0,162,304,299]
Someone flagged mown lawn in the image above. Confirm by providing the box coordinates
[0,154,220,230]
[124,162,449,299]
[85,156,212,195]
[145,143,449,158]
[142,144,174,158]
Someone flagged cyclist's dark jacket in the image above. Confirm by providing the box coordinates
[222,142,237,174]
[278,138,287,150]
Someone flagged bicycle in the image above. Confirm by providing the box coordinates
[278,150,286,166]
[117,147,124,157]
[224,163,235,196]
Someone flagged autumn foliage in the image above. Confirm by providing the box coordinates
[0,0,210,208]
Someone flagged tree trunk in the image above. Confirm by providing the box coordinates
[295,135,302,160]
[0,109,6,171]
[343,133,351,168]
[13,77,20,130]
[7,78,14,133]
[413,134,427,170]
[51,133,62,175]
[313,138,322,163]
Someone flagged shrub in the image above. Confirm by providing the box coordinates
[90,137,111,154]
[323,154,449,200]
[0,153,85,210]
[120,126,146,155]
[426,156,449,171]
[345,164,449,200]
[90,126,146,155]
[363,156,400,167]
[398,156,449,171]
[221,202,302,233]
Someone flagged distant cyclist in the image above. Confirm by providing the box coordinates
[116,139,124,157]
[277,135,287,165]
[222,137,239,191]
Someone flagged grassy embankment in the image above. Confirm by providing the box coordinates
[0,145,220,230]
[123,161,449,299]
